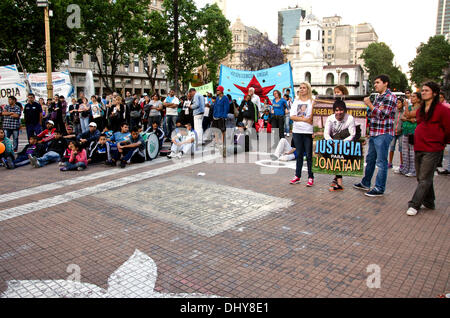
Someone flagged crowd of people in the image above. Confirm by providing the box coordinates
[1,75,449,216]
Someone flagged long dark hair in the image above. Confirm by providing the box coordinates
[420,81,440,121]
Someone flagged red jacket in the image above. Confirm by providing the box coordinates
[414,103,450,152]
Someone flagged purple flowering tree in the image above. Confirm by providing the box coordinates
[241,34,285,71]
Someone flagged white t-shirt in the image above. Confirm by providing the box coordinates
[164,96,180,116]
[324,114,356,141]
[290,99,313,134]
[251,94,262,112]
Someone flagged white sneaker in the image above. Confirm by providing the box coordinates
[405,173,416,177]
[406,207,418,216]
[176,152,183,159]
[167,152,176,159]
[287,133,290,137]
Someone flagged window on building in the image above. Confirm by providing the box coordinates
[305,72,311,83]
[341,73,349,85]
[306,29,311,40]
[328,38,332,43]
[326,73,335,85]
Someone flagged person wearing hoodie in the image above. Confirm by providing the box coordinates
[29,130,68,168]
[88,134,115,165]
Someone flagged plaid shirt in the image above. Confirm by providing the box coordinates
[368,89,397,137]
[2,104,22,130]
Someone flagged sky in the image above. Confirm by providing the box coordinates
[194,0,439,77]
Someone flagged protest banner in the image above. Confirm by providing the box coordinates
[28,71,74,101]
[188,82,214,96]
[218,62,294,104]
[312,98,368,137]
[313,138,365,177]
[0,65,27,106]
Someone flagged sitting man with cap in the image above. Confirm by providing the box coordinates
[36,120,57,144]
[77,122,101,149]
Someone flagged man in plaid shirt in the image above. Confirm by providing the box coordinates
[2,96,22,152]
[354,75,397,197]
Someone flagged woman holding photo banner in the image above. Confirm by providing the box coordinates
[324,99,356,191]
[290,82,314,187]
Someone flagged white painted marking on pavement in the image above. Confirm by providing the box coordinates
[0,154,219,222]
[0,157,168,203]
[1,249,219,298]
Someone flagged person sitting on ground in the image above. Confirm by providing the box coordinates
[117,127,146,168]
[88,134,116,166]
[63,125,78,142]
[77,122,101,149]
[109,122,131,144]
[145,121,165,150]
[167,123,196,159]
[101,124,114,140]
[36,120,56,144]
[324,99,356,191]
[29,130,67,168]
[226,122,247,155]
[13,135,45,168]
[0,128,15,169]
[60,141,88,171]
[271,138,297,162]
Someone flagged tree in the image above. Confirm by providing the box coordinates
[0,0,79,73]
[360,42,410,92]
[138,10,172,94]
[162,0,204,93]
[78,0,150,93]
[241,34,284,71]
[409,35,450,87]
[197,4,232,84]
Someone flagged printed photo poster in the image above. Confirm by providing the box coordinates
[296,103,308,117]
[91,104,102,118]
[313,138,365,177]
[0,65,27,106]
[218,62,294,105]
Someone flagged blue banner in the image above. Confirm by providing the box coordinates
[218,62,295,105]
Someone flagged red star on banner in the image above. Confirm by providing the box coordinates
[234,75,276,105]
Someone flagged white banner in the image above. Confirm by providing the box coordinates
[28,71,74,101]
[0,64,27,106]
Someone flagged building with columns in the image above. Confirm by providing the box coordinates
[288,14,365,95]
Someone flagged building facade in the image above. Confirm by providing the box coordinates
[221,18,263,70]
[289,14,365,95]
[436,0,450,36]
[278,6,307,46]
[61,0,169,97]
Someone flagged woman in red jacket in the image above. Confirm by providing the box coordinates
[407,82,450,216]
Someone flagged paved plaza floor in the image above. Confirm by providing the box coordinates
[0,133,449,298]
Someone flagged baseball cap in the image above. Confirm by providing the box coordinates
[216,86,224,93]
[47,120,55,125]
[89,122,97,127]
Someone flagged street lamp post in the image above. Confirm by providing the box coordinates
[37,0,53,98]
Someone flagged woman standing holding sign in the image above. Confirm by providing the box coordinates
[290,82,315,186]
[324,99,356,191]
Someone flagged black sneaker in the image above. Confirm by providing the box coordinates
[5,157,14,169]
[353,183,369,191]
[365,188,384,197]
[120,160,126,169]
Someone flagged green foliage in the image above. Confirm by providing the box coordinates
[360,42,410,92]
[197,4,232,85]
[78,0,150,92]
[409,35,450,87]
[0,0,79,72]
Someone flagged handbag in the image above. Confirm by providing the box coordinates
[130,110,141,119]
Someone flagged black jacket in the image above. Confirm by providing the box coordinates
[47,138,68,157]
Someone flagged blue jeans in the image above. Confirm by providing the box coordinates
[64,161,87,170]
[292,133,314,180]
[361,134,393,193]
[13,154,30,168]
[284,115,290,134]
[166,115,178,138]
[26,123,42,140]
[37,151,61,167]
[5,129,19,152]
[80,116,90,133]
